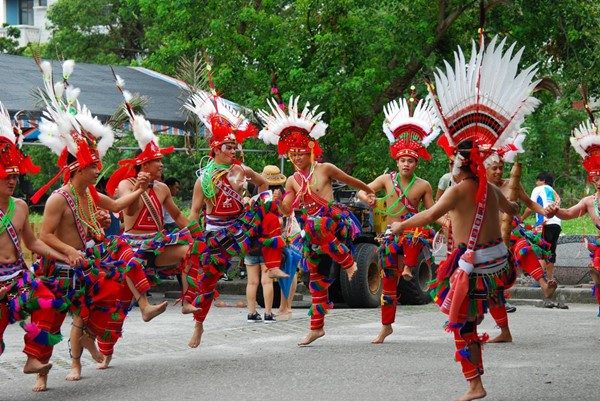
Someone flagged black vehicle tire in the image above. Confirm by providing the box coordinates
[397,251,436,305]
[340,242,381,308]
[257,281,281,309]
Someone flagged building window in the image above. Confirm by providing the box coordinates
[39,0,48,6]
[19,0,34,25]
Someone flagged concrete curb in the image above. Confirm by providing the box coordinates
[508,285,596,304]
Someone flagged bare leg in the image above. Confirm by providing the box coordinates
[97,355,112,370]
[23,356,52,375]
[540,277,558,299]
[455,376,487,401]
[126,277,167,322]
[401,265,413,280]
[32,373,49,392]
[345,262,358,280]
[188,322,204,348]
[246,264,260,316]
[371,324,393,344]
[65,318,84,381]
[181,272,200,315]
[267,268,289,279]
[79,331,103,363]
[488,326,512,343]
[298,328,325,346]
[261,264,274,316]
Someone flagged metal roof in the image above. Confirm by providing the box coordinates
[0,54,191,132]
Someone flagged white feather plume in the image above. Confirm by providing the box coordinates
[76,106,115,157]
[382,96,439,147]
[0,102,16,145]
[115,74,125,89]
[131,114,158,150]
[431,36,540,149]
[257,96,328,146]
[62,60,75,80]
[184,90,250,137]
[40,61,52,81]
[571,119,600,158]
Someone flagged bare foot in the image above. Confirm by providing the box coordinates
[65,360,82,381]
[298,329,325,346]
[488,331,513,343]
[345,263,357,281]
[276,311,292,321]
[97,355,112,370]
[141,301,168,322]
[371,325,393,344]
[188,323,204,348]
[267,268,290,279]
[79,333,104,363]
[181,301,201,315]
[32,373,48,392]
[455,385,487,401]
[541,279,558,299]
[23,356,52,375]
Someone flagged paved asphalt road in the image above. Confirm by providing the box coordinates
[1,299,599,401]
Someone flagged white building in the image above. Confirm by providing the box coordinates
[0,0,56,47]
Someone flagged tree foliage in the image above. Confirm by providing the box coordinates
[35,0,600,204]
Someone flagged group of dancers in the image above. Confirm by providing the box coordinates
[2,32,600,401]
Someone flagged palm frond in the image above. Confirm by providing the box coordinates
[107,94,149,134]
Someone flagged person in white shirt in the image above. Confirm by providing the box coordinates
[522,172,562,284]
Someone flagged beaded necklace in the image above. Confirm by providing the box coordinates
[0,197,15,235]
[69,183,104,241]
[376,174,416,217]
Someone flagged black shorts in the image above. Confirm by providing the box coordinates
[542,224,561,263]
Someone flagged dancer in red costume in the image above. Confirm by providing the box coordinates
[184,84,286,348]
[547,118,600,317]
[102,75,196,365]
[258,96,374,346]
[356,93,439,344]
[0,102,70,392]
[484,153,557,343]
[392,36,540,400]
[30,60,162,386]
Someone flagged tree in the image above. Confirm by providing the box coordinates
[0,24,24,55]
[36,0,600,201]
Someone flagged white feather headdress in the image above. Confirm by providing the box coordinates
[257,96,327,156]
[430,36,540,156]
[184,90,257,147]
[382,96,440,160]
[37,59,114,161]
[570,119,600,177]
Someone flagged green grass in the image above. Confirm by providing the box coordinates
[523,215,596,235]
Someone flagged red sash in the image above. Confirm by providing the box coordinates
[130,188,163,231]
[292,172,330,215]
[390,172,419,215]
[55,189,88,246]
[210,175,244,218]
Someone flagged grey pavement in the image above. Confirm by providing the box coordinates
[1,299,599,401]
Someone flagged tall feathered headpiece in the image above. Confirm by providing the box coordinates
[382,95,440,160]
[105,74,174,196]
[0,103,40,178]
[570,119,600,181]
[184,63,257,155]
[428,35,540,200]
[31,60,115,203]
[257,96,327,159]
